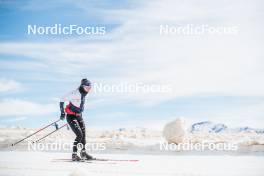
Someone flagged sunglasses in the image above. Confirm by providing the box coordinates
[83,85,91,91]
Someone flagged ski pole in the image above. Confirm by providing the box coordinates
[11,119,61,146]
[33,123,68,143]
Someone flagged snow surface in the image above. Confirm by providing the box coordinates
[0,120,264,175]
[1,123,264,153]
[0,151,263,176]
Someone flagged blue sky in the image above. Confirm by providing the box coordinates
[0,0,263,129]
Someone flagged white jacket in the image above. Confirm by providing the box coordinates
[60,89,86,114]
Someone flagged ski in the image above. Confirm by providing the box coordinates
[51,159,117,164]
[53,158,139,162]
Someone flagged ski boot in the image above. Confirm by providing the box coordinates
[81,150,94,160]
[72,152,82,161]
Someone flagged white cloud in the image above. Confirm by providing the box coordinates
[0,0,263,106]
[0,78,22,92]
[0,99,57,116]
[2,116,28,122]
[212,102,264,128]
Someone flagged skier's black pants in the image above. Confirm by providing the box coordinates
[66,114,86,153]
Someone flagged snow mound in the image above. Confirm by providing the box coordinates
[163,118,186,144]
[232,127,264,133]
[190,121,227,133]
[190,121,264,134]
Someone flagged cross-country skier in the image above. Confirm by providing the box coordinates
[59,78,93,161]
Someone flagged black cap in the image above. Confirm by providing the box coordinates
[81,78,91,86]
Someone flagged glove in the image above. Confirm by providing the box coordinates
[59,102,65,120]
[60,112,65,120]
